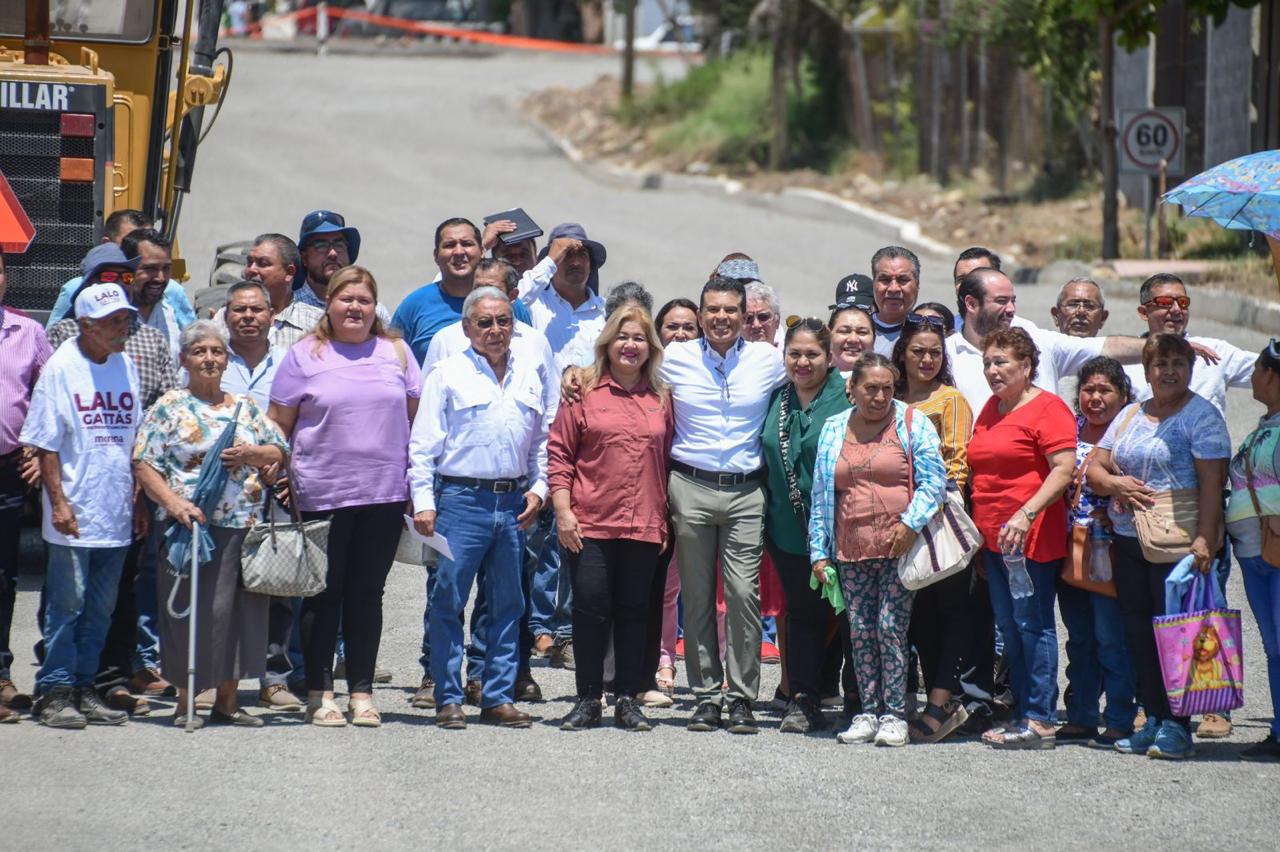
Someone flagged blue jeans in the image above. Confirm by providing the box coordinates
[429,485,525,708]
[525,509,562,638]
[419,558,437,676]
[1057,579,1135,730]
[467,509,559,679]
[552,537,573,643]
[1240,554,1280,738]
[984,551,1058,723]
[39,544,128,690]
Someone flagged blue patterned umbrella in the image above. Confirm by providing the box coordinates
[1161,150,1280,236]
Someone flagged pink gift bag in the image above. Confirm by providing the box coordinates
[1153,573,1245,717]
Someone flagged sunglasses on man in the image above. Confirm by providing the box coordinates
[94,269,134,285]
[1144,294,1190,310]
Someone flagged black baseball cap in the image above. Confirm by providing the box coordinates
[831,273,875,310]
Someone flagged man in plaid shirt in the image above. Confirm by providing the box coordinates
[44,245,179,714]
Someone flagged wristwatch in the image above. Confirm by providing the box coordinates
[1019,507,1038,521]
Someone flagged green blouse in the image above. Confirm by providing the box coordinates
[760,369,852,555]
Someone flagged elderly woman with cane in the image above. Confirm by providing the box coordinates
[134,320,288,729]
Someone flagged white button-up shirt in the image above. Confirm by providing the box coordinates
[1123,335,1254,417]
[659,337,787,473]
[521,274,605,373]
[948,319,1104,412]
[422,320,559,424]
[409,346,552,511]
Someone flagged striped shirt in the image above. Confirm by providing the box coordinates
[909,385,974,489]
[0,307,53,455]
[47,316,179,409]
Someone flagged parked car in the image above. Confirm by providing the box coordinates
[334,0,480,37]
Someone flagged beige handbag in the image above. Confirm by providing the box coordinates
[1132,489,1211,564]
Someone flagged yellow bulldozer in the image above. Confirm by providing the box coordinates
[0,0,230,322]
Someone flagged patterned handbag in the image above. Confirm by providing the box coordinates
[1153,568,1245,716]
[240,490,329,598]
[897,408,983,591]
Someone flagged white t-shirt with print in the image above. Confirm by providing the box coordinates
[20,341,141,548]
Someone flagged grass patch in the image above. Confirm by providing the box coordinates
[622,50,827,170]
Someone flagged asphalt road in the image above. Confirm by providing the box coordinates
[5,47,1279,850]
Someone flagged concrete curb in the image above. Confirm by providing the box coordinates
[520,111,958,261]
[1190,285,1280,335]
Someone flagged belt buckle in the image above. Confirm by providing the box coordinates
[493,480,514,494]
[717,472,737,488]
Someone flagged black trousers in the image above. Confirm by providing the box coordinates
[910,564,975,696]
[1113,534,1190,729]
[768,540,830,699]
[567,537,660,699]
[0,457,26,680]
[962,565,998,704]
[639,544,674,692]
[300,502,402,694]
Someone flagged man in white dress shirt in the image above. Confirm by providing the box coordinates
[662,275,787,735]
[410,287,551,730]
[947,267,1158,413]
[1122,273,1253,416]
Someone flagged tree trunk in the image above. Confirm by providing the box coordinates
[1100,17,1119,259]
[975,34,987,169]
[846,26,876,150]
[770,1,792,169]
[621,0,636,106]
[958,38,970,174]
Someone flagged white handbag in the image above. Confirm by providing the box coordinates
[898,489,983,590]
[896,408,983,591]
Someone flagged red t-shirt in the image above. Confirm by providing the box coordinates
[968,391,1077,563]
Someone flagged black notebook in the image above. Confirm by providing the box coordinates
[483,208,542,245]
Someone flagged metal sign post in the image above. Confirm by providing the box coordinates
[1120,108,1185,260]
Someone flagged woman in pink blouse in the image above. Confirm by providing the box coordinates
[548,305,674,732]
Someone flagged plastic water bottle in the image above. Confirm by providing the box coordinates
[1088,522,1113,583]
[1004,547,1034,599]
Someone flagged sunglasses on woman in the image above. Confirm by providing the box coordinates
[828,299,874,317]
[1144,294,1190,310]
[786,316,826,333]
[905,312,946,329]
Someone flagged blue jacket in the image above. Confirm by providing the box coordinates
[808,399,947,564]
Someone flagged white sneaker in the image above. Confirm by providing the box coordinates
[874,714,909,747]
[837,713,880,744]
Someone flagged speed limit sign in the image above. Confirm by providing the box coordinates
[1120,108,1185,174]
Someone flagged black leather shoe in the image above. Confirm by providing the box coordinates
[479,702,532,728]
[560,697,602,731]
[436,703,467,729]
[726,698,758,734]
[687,701,722,732]
[614,696,652,732]
[77,687,127,726]
[515,672,543,702]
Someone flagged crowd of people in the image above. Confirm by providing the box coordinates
[1,206,1278,761]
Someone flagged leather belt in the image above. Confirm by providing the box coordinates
[441,475,527,494]
[670,460,763,488]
